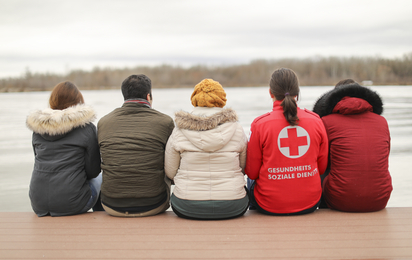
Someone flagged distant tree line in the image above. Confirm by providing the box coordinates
[1,53,412,92]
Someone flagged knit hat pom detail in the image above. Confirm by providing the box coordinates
[191,79,227,108]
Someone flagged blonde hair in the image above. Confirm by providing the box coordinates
[191,79,227,108]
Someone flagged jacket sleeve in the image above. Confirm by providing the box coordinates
[317,120,329,175]
[238,126,248,174]
[164,118,175,145]
[84,124,101,180]
[32,133,37,156]
[245,122,262,180]
[164,130,180,180]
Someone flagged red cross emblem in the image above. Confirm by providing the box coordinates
[277,126,310,158]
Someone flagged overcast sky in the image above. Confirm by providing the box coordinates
[0,0,411,78]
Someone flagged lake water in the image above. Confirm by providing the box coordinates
[1,85,411,211]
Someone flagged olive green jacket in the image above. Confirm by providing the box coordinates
[98,102,174,207]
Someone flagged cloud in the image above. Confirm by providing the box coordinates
[0,0,411,77]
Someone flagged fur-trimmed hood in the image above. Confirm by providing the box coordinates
[313,83,383,117]
[165,106,247,201]
[175,107,238,131]
[26,104,96,138]
[174,107,240,152]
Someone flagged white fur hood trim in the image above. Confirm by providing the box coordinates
[26,104,96,136]
[174,107,240,152]
[175,107,238,131]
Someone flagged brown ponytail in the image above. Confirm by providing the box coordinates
[269,68,300,126]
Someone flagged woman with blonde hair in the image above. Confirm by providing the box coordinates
[26,81,102,216]
[165,79,249,220]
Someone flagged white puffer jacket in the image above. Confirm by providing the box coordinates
[165,107,247,201]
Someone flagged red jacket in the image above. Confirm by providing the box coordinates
[320,96,392,212]
[246,100,328,214]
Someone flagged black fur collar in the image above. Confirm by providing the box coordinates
[312,83,383,117]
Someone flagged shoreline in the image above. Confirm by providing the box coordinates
[2,84,412,94]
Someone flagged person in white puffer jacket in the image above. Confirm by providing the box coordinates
[165,79,249,220]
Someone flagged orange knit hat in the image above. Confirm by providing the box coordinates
[191,79,227,108]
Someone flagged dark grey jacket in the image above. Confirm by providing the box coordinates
[97,102,174,208]
[26,104,101,217]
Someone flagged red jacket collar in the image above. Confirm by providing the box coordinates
[272,100,283,110]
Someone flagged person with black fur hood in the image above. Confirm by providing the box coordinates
[313,79,392,212]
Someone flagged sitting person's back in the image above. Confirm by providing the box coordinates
[313,80,392,212]
[98,74,174,217]
[27,81,102,217]
[245,68,328,216]
[165,79,249,220]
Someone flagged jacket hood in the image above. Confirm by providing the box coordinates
[175,107,238,131]
[312,83,383,117]
[175,107,239,152]
[332,97,373,115]
[26,104,96,138]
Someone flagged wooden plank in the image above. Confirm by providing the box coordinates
[1,248,412,259]
[0,208,411,259]
[1,239,412,250]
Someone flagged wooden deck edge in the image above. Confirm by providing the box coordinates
[1,207,411,259]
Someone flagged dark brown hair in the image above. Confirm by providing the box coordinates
[269,68,300,126]
[49,81,84,110]
[335,79,356,88]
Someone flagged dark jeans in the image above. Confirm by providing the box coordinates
[247,178,320,216]
[102,193,168,214]
[171,188,250,220]
[172,203,249,221]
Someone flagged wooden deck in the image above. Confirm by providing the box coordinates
[0,208,411,259]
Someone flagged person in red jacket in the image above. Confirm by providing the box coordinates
[245,68,328,215]
[313,80,392,212]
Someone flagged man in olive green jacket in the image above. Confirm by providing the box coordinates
[98,74,174,217]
